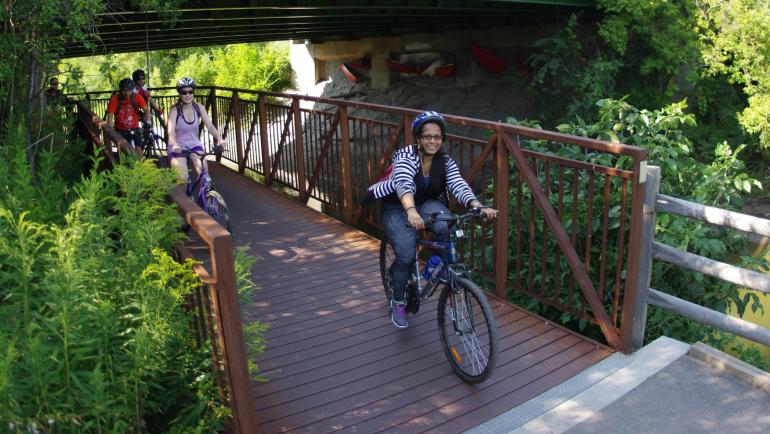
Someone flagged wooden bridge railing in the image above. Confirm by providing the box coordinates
[629,166,770,349]
[74,86,650,352]
[72,101,259,434]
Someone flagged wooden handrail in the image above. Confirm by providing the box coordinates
[656,193,770,237]
[169,186,259,434]
[632,165,770,350]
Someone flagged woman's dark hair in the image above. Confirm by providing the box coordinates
[426,150,447,197]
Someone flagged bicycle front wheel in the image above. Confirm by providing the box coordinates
[437,278,498,384]
[379,236,395,303]
[205,190,231,233]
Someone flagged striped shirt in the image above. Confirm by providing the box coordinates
[368,145,477,207]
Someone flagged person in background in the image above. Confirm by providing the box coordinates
[105,78,151,152]
[43,77,68,107]
[167,77,225,183]
[131,69,163,119]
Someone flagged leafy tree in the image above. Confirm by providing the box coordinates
[696,0,770,150]
[526,0,770,166]
[62,42,294,97]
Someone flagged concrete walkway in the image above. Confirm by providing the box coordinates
[468,337,770,434]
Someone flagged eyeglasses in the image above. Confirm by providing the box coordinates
[419,134,443,142]
[179,90,194,96]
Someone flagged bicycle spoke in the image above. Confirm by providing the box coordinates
[438,278,498,383]
[453,290,489,375]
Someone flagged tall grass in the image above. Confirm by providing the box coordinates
[0,117,262,432]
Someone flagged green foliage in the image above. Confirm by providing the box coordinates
[0,0,103,103]
[529,15,621,122]
[500,98,763,352]
[526,0,770,166]
[63,42,294,95]
[0,121,266,432]
[209,42,294,92]
[696,0,770,150]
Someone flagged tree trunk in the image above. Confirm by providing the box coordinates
[25,56,42,174]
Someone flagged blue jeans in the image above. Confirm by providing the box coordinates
[382,199,450,302]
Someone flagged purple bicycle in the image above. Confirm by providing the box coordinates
[182,147,231,232]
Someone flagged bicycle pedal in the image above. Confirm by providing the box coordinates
[407,301,420,314]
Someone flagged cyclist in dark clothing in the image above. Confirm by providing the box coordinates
[365,111,498,328]
[131,69,163,119]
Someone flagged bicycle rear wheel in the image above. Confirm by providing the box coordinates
[379,236,395,303]
[205,190,231,232]
[437,278,498,383]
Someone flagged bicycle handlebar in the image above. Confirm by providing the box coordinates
[405,206,493,228]
[179,145,223,158]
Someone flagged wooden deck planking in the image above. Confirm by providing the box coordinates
[209,165,613,433]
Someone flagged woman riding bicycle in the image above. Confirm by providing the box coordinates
[365,110,497,328]
[167,77,225,182]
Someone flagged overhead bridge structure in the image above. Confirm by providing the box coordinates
[64,0,597,57]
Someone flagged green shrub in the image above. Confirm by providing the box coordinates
[0,120,265,432]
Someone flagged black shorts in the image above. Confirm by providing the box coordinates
[115,128,144,148]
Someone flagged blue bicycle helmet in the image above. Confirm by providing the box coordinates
[412,110,446,139]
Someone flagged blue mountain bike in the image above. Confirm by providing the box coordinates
[379,208,499,383]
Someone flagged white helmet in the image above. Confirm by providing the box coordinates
[176,77,196,92]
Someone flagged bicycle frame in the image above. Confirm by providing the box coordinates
[411,212,478,299]
[185,155,213,211]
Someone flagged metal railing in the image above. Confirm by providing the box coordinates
[628,166,770,349]
[72,101,259,434]
[75,86,649,351]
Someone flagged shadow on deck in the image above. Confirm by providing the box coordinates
[208,164,613,433]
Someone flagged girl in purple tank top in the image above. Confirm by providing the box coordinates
[167,77,225,182]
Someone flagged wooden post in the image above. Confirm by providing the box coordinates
[339,106,354,222]
[258,94,271,182]
[404,113,414,144]
[207,88,218,139]
[493,130,510,298]
[209,231,259,434]
[232,92,244,172]
[292,98,307,201]
[623,165,659,352]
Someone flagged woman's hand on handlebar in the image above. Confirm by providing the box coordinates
[472,205,498,221]
[406,207,425,230]
[480,207,497,221]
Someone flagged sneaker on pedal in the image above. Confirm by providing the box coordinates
[391,300,408,328]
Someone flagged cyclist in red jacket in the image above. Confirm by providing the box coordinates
[106,78,151,152]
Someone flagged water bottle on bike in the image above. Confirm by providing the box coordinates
[421,254,445,295]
